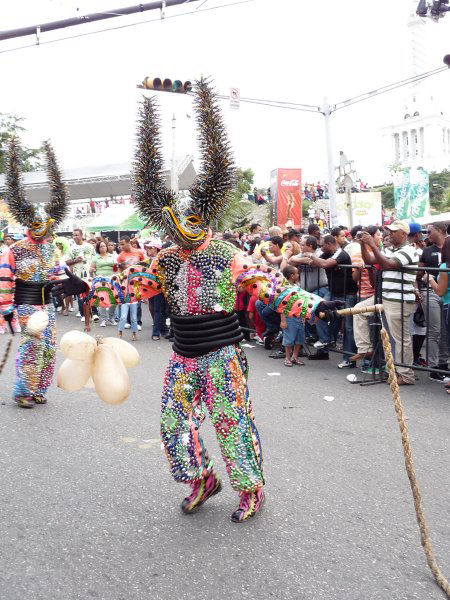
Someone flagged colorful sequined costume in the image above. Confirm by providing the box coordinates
[83,79,327,522]
[0,138,68,408]
[0,238,58,400]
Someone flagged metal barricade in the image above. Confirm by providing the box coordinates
[298,260,450,377]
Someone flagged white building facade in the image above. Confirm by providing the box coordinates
[381,1,450,172]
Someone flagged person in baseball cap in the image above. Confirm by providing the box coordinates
[386,221,410,234]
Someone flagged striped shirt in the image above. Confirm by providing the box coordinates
[382,243,419,303]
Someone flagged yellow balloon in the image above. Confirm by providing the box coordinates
[100,337,140,368]
[57,358,93,392]
[60,330,97,362]
[93,345,130,405]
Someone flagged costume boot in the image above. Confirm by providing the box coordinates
[33,394,48,405]
[231,488,265,523]
[15,396,34,409]
[181,471,222,514]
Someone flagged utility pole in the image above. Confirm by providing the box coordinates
[171,114,178,194]
[0,0,200,42]
[322,98,338,227]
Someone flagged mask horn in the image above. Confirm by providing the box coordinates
[43,140,69,225]
[189,78,235,225]
[5,136,37,227]
[133,96,175,230]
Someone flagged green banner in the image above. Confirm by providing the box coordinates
[393,167,430,221]
[393,169,411,220]
[410,167,430,219]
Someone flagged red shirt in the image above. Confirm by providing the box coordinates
[117,248,145,270]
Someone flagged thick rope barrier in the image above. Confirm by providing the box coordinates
[0,338,12,375]
[380,326,450,597]
[330,303,449,596]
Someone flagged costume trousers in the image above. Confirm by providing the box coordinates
[14,304,56,399]
[160,344,264,492]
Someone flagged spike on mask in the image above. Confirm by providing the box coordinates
[133,78,235,250]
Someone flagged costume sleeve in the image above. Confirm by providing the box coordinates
[84,258,162,308]
[0,248,16,315]
[231,252,322,321]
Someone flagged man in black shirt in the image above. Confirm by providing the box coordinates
[306,234,358,367]
[419,221,448,379]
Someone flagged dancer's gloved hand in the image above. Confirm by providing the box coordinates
[316,300,345,324]
[51,268,89,300]
[3,311,15,335]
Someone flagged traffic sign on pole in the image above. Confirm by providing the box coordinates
[230,87,240,109]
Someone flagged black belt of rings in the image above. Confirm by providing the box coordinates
[14,279,52,306]
[172,312,244,358]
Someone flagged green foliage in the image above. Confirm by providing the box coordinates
[0,113,43,174]
[373,183,394,210]
[302,197,312,217]
[429,170,450,212]
[217,167,255,231]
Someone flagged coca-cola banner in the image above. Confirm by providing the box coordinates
[276,168,302,228]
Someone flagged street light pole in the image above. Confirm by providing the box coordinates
[171,113,178,193]
[322,98,338,227]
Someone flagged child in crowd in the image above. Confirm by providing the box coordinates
[280,265,306,367]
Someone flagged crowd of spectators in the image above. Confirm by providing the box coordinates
[3,219,450,396]
[223,219,450,395]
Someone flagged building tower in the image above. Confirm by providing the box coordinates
[381,1,450,172]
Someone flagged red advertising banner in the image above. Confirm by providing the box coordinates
[277,168,302,228]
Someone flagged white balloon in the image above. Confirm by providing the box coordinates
[93,345,130,405]
[27,311,49,336]
[60,330,97,362]
[57,358,93,392]
[100,337,140,368]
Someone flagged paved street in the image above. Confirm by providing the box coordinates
[1,312,449,600]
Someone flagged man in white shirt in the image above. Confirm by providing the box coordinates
[360,221,419,385]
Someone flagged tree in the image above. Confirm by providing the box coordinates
[0,113,43,174]
[216,167,255,231]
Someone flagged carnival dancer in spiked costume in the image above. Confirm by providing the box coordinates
[0,138,68,408]
[57,79,341,521]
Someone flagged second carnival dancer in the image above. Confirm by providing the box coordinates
[0,138,69,408]
[53,79,342,522]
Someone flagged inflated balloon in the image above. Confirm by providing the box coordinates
[100,337,140,368]
[60,330,97,362]
[27,310,49,337]
[92,344,130,405]
[57,358,93,392]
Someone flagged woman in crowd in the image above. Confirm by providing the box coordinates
[426,236,450,394]
[90,240,116,327]
[53,236,73,316]
[145,239,169,340]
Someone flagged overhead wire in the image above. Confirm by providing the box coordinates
[334,66,448,110]
[0,0,256,55]
[332,67,448,112]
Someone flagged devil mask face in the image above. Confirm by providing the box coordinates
[133,78,235,251]
[162,193,209,249]
[28,218,55,241]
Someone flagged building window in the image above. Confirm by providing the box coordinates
[419,127,425,157]
[402,131,409,158]
[394,133,400,162]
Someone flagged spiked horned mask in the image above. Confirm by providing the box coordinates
[133,78,235,249]
[5,137,69,240]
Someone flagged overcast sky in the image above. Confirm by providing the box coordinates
[1,0,449,189]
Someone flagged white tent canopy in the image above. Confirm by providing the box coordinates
[0,156,196,202]
[414,212,450,225]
